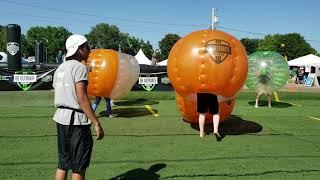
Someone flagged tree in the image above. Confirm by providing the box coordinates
[240,38,261,55]
[257,34,281,52]
[258,33,316,60]
[141,40,153,59]
[118,33,148,56]
[158,33,181,61]
[21,34,33,58]
[0,25,6,52]
[118,34,153,58]
[86,23,154,58]
[25,26,71,62]
[86,23,122,50]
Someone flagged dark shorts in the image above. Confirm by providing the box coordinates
[56,123,93,173]
[197,93,219,114]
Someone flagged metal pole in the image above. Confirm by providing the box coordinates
[211,8,215,30]
[212,8,218,30]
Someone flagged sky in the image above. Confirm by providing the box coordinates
[0,0,320,52]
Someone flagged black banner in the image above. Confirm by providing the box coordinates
[0,67,55,91]
[0,64,173,91]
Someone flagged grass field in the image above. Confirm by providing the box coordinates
[1,90,320,179]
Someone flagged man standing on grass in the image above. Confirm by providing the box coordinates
[53,34,104,180]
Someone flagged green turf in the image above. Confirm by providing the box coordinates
[0,90,320,179]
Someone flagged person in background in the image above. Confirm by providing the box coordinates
[151,51,157,66]
[53,34,104,180]
[56,50,64,64]
[297,67,304,84]
[197,93,222,141]
[303,66,310,83]
[290,66,298,84]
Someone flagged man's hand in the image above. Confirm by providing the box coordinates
[94,123,104,140]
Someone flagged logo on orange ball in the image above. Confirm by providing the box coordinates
[204,39,231,64]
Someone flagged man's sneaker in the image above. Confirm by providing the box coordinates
[108,114,117,118]
[110,100,116,107]
[200,132,205,138]
[214,133,222,141]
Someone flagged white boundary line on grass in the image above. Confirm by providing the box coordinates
[286,102,302,106]
[308,116,320,121]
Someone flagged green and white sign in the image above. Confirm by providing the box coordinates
[14,71,36,91]
[139,77,158,91]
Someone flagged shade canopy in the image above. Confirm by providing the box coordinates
[134,49,151,65]
[157,59,167,66]
[288,54,320,67]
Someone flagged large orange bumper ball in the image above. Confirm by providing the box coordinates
[86,49,140,99]
[167,30,248,123]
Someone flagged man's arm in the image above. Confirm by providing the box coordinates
[75,81,104,140]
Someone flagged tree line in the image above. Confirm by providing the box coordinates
[240,33,317,60]
[0,23,318,62]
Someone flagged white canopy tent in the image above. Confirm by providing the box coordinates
[288,54,320,67]
[157,59,167,66]
[288,54,320,87]
[135,49,151,65]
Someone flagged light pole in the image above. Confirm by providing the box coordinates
[211,8,218,30]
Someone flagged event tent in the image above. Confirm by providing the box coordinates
[135,49,151,65]
[157,59,167,66]
[288,54,320,86]
[288,54,320,67]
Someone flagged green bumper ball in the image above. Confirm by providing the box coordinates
[246,51,289,94]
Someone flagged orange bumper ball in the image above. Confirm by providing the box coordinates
[168,30,248,123]
[86,49,139,99]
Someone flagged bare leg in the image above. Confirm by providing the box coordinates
[72,170,86,180]
[255,93,261,108]
[55,169,67,180]
[213,114,220,134]
[268,94,272,107]
[213,114,222,141]
[198,113,205,137]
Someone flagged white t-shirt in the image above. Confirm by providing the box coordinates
[52,60,91,125]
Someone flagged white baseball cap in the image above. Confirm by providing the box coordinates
[65,34,87,57]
